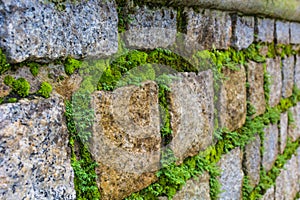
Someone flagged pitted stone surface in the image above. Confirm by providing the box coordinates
[0,94,76,200]
[282,56,295,98]
[243,135,261,187]
[262,124,278,172]
[295,55,300,89]
[90,81,161,200]
[279,112,288,154]
[169,70,214,163]
[266,57,282,107]
[275,21,290,44]
[219,65,246,131]
[255,18,274,42]
[0,0,118,63]
[185,9,232,51]
[172,172,210,200]
[247,61,266,117]
[125,7,177,49]
[291,22,300,44]
[261,186,275,200]
[231,15,254,50]
[217,148,244,200]
[288,102,300,142]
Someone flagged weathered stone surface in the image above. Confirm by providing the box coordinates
[282,56,295,98]
[90,81,161,200]
[288,102,300,142]
[291,22,300,44]
[0,0,118,63]
[295,55,300,89]
[169,70,214,163]
[172,172,210,200]
[266,57,282,107]
[243,135,261,187]
[124,7,177,49]
[261,186,275,200]
[275,21,290,44]
[247,61,266,117]
[262,124,278,172]
[217,148,244,200]
[297,147,300,192]
[185,9,232,51]
[231,15,254,50]
[275,155,299,200]
[279,112,288,154]
[255,18,274,42]
[0,95,75,199]
[219,65,247,131]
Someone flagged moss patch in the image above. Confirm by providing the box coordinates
[0,49,10,75]
[37,82,53,98]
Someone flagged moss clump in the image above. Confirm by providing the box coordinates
[7,98,17,103]
[12,78,30,97]
[0,49,10,75]
[64,57,82,75]
[37,82,53,98]
[4,75,15,87]
[28,62,40,77]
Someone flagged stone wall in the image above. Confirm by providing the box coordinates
[0,0,300,200]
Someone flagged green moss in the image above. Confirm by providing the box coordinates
[28,62,39,77]
[64,57,82,75]
[243,43,266,63]
[0,97,3,104]
[37,82,53,98]
[7,98,17,103]
[0,49,10,75]
[12,78,30,97]
[4,75,15,87]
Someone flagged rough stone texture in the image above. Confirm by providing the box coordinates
[288,102,300,142]
[124,7,177,49]
[297,147,300,192]
[266,57,282,107]
[261,186,275,200]
[0,0,118,63]
[282,56,295,98]
[290,22,300,44]
[295,55,300,89]
[217,148,244,200]
[262,124,278,172]
[169,70,214,163]
[243,135,261,187]
[247,61,266,117]
[0,94,76,199]
[90,81,161,200]
[185,9,232,51]
[255,18,274,42]
[219,65,247,131]
[275,155,299,200]
[231,15,254,50]
[275,21,290,44]
[172,172,210,200]
[279,112,288,154]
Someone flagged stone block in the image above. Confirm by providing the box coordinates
[185,9,232,51]
[295,55,300,89]
[0,0,118,63]
[217,148,244,200]
[261,186,275,200]
[246,61,266,117]
[219,65,247,131]
[231,15,254,50]
[172,172,210,200]
[90,81,161,200]
[243,135,261,187]
[255,18,274,43]
[288,102,300,142]
[124,7,177,49]
[266,57,282,107]
[275,21,290,44]
[168,70,214,163]
[282,56,295,98]
[262,124,278,172]
[297,147,300,191]
[0,95,76,199]
[279,112,288,154]
[290,22,300,44]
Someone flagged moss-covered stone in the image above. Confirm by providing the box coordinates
[37,82,53,98]
[12,78,30,98]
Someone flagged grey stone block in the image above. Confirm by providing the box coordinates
[282,56,295,98]
[124,7,177,49]
[291,22,300,44]
[266,57,282,107]
[172,172,210,200]
[231,15,254,50]
[297,147,300,192]
[262,124,278,172]
[275,21,290,44]
[0,0,118,63]
[169,70,214,163]
[288,102,300,142]
[255,18,274,43]
[295,55,300,89]
[243,135,261,187]
[279,112,288,154]
[219,65,247,131]
[217,148,244,200]
[261,186,275,200]
[247,61,266,117]
[0,95,76,200]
